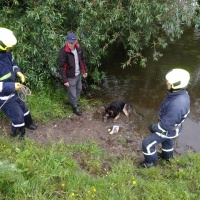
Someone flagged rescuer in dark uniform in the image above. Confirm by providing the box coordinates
[0,27,37,139]
[140,69,190,168]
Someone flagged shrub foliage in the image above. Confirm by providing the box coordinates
[0,0,199,89]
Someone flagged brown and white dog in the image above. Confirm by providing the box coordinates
[103,101,132,122]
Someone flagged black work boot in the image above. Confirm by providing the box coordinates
[19,127,26,139]
[73,107,82,116]
[26,124,37,130]
[24,114,37,130]
[11,127,26,140]
[157,152,174,161]
[140,161,156,168]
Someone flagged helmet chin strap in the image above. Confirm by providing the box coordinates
[168,88,182,93]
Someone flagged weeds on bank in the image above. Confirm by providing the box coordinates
[20,88,98,123]
[0,137,199,200]
[0,88,199,199]
[0,88,68,122]
[26,88,69,123]
[0,85,100,123]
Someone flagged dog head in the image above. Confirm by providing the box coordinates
[103,108,115,122]
[123,103,133,116]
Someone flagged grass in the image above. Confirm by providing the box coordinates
[0,88,200,199]
[27,87,71,123]
[0,86,97,122]
[0,137,200,199]
[27,87,99,123]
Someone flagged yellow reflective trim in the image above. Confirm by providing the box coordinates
[0,72,11,81]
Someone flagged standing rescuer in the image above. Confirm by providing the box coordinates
[140,68,190,168]
[58,33,88,116]
[0,27,37,139]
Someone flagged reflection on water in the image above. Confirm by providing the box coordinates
[87,27,200,153]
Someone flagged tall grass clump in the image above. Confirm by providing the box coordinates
[26,86,68,123]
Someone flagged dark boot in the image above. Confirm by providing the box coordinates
[157,152,174,161]
[11,127,26,139]
[26,124,37,130]
[72,107,82,116]
[24,114,37,130]
[140,161,156,168]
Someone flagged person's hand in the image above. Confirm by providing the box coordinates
[64,82,69,87]
[15,82,21,91]
[83,73,88,78]
[17,72,25,83]
[148,124,154,133]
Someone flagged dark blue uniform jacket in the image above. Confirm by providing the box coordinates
[0,51,20,104]
[152,89,190,138]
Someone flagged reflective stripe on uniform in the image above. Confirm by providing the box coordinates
[143,150,157,156]
[155,130,179,139]
[174,110,190,129]
[13,65,18,71]
[143,141,157,155]
[12,122,25,127]
[24,111,30,116]
[0,94,15,100]
[162,147,174,152]
[0,82,2,92]
[156,112,189,138]
[158,122,167,133]
[0,72,11,81]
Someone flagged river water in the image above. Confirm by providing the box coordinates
[87,27,200,153]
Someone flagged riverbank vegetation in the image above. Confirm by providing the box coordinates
[1,0,200,88]
[0,136,200,199]
[0,91,200,199]
[1,1,200,198]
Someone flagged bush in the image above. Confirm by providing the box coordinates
[0,0,199,89]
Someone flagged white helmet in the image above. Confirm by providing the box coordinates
[166,68,190,89]
[0,28,17,51]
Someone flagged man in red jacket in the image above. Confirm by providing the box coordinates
[58,33,88,116]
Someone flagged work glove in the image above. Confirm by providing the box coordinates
[15,82,21,91]
[16,72,25,83]
[148,124,154,133]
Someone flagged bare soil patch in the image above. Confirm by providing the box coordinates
[0,106,144,162]
[30,107,142,158]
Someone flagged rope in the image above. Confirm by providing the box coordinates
[0,84,31,109]
[18,84,31,102]
[0,95,12,109]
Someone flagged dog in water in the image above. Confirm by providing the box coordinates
[103,101,132,122]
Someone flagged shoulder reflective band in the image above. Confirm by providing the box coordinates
[0,72,12,81]
[0,82,3,92]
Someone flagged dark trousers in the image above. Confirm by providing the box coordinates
[1,98,33,135]
[142,133,174,163]
[67,74,82,108]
